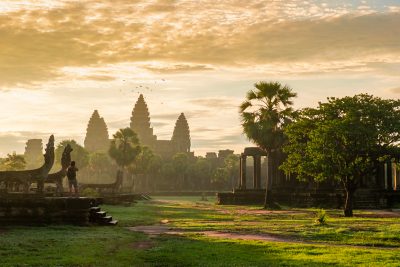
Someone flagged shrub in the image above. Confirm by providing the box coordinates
[315,209,328,225]
[80,188,100,198]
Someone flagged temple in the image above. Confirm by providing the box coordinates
[130,94,192,158]
[218,147,400,208]
[84,94,192,159]
[84,110,110,153]
[24,139,43,169]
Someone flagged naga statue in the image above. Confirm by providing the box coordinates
[0,135,55,194]
[45,144,73,195]
[80,170,123,194]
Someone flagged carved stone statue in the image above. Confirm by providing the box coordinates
[80,169,123,194]
[0,135,55,193]
[45,144,73,195]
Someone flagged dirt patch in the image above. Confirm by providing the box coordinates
[131,240,156,250]
[229,209,310,216]
[128,225,187,236]
[355,210,400,218]
[128,225,398,250]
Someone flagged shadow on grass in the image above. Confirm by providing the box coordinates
[139,233,400,267]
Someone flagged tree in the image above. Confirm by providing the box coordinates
[211,168,229,190]
[148,154,163,191]
[55,140,89,170]
[172,153,189,189]
[88,152,115,183]
[134,146,155,191]
[108,128,141,188]
[193,157,212,190]
[240,81,297,208]
[160,162,175,190]
[224,154,240,189]
[281,94,400,217]
[0,152,26,171]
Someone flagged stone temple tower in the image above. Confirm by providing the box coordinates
[24,139,43,169]
[84,110,110,153]
[130,94,157,147]
[172,113,191,153]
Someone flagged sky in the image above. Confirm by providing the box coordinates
[0,0,399,156]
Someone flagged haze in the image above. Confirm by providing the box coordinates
[0,0,399,156]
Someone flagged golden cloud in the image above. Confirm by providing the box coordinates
[0,0,399,87]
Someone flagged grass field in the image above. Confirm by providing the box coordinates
[1,196,400,266]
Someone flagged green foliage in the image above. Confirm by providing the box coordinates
[88,152,113,172]
[193,157,212,189]
[224,154,239,177]
[108,128,141,168]
[134,146,155,174]
[314,209,328,225]
[211,168,229,190]
[56,140,89,169]
[80,187,100,198]
[240,81,297,208]
[172,153,190,189]
[0,152,26,170]
[239,81,297,152]
[172,153,189,173]
[282,94,400,216]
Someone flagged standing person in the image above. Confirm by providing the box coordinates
[67,161,79,196]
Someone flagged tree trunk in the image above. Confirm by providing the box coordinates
[344,188,355,217]
[264,150,273,209]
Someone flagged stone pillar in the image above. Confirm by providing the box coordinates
[395,162,400,191]
[240,154,247,189]
[253,155,261,189]
[384,163,388,190]
[387,161,393,191]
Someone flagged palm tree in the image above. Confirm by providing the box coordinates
[108,128,141,190]
[239,81,296,209]
[134,146,155,191]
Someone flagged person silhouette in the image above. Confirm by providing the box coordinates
[67,161,79,197]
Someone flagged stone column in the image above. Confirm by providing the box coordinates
[253,155,261,189]
[240,154,247,190]
[387,161,393,191]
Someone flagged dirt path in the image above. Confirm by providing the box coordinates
[128,225,399,250]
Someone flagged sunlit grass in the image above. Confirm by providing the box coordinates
[0,196,399,266]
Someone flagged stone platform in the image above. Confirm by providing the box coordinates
[0,194,98,225]
[217,189,400,209]
[97,193,146,205]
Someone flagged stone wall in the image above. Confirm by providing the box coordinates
[0,195,97,225]
[217,189,400,209]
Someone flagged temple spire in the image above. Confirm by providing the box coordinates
[130,94,156,147]
[24,139,43,169]
[84,110,110,153]
[172,113,191,153]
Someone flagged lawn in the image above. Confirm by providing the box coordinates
[0,196,399,266]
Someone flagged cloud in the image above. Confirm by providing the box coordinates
[152,112,180,120]
[389,86,400,94]
[143,64,214,73]
[189,97,239,109]
[80,75,116,81]
[0,1,399,86]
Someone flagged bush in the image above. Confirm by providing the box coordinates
[80,188,100,198]
[315,209,328,225]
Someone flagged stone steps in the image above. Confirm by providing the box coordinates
[89,206,118,226]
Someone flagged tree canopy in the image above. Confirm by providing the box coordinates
[109,128,141,169]
[240,81,297,208]
[55,140,89,170]
[281,94,400,216]
[0,153,26,171]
